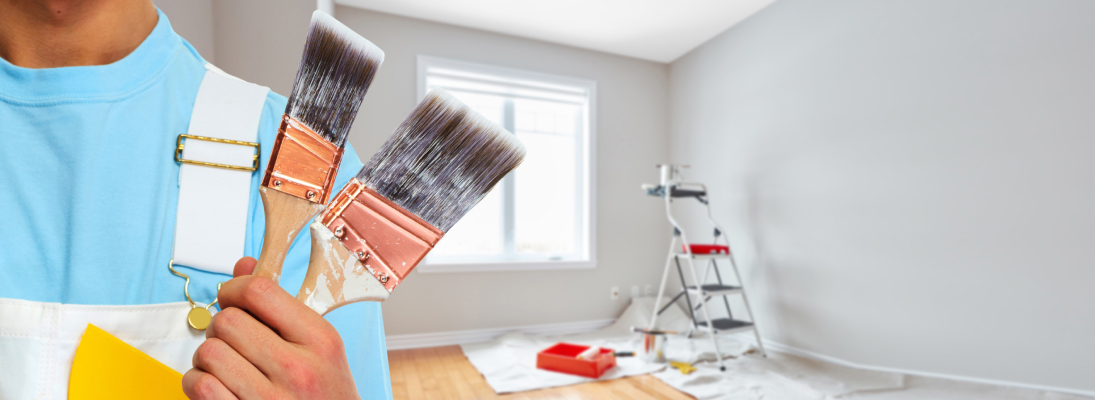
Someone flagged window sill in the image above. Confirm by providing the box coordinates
[417,259,596,273]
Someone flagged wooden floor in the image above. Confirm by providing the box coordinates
[388,346,693,400]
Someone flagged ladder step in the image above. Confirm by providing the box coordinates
[686,284,742,296]
[642,186,707,198]
[696,318,755,333]
[674,252,732,260]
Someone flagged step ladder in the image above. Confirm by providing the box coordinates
[644,165,766,371]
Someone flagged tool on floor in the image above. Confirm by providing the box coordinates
[669,361,697,375]
[295,89,526,315]
[536,343,617,379]
[254,11,384,282]
[645,164,767,372]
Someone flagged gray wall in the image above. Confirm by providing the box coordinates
[155,0,215,62]
[336,6,671,335]
[157,0,316,94]
[211,0,317,95]
[669,0,1095,392]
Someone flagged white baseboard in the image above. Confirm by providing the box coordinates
[386,319,615,351]
[755,337,1095,398]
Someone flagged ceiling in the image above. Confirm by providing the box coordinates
[334,0,778,63]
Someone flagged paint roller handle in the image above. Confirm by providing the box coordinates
[576,346,602,360]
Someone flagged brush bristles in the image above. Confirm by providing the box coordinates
[285,11,384,148]
[357,89,526,232]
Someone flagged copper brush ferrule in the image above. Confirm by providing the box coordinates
[320,178,444,292]
[261,115,345,204]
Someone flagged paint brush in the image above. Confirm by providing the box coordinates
[632,327,679,335]
[296,89,526,315]
[254,11,383,282]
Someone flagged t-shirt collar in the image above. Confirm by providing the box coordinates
[0,9,180,105]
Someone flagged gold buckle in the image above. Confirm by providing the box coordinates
[175,134,260,172]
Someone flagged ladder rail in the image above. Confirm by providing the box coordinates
[710,259,735,319]
[674,256,700,328]
[725,241,767,357]
[648,236,679,331]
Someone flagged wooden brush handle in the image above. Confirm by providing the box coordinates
[254,187,325,282]
[297,222,389,315]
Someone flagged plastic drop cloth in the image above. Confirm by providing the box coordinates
[461,298,903,397]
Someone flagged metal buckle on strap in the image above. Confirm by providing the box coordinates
[168,259,223,331]
[175,134,260,171]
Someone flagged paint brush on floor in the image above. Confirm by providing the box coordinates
[296,89,526,315]
[254,11,383,282]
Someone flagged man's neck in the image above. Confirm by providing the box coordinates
[0,0,158,68]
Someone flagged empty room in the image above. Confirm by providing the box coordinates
[0,0,1091,399]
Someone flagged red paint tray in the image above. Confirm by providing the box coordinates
[536,343,616,379]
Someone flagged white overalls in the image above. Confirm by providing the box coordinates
[0,66,269,399]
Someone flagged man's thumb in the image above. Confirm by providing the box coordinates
[233,257,258,277]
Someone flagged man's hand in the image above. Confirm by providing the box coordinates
[182,257,360,400]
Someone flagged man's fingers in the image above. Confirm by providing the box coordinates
[191,338,273,399]
[182,369,238,400]
[233,257,257,278]
[206,306,291,377]
[217,275,333,346]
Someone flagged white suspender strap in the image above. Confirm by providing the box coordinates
[172,68,270,275]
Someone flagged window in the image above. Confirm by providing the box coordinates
[417,56,596,272]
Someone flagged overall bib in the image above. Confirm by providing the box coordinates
[0,66,269,400]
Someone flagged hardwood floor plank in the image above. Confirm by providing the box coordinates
[388,346,689,400]
[438,347,482,400]
[604,377,669,400]
[452,346,500,399]
[411,348,437,398]
[389,350,410,400]
[628,374,694,400]
[421,347,460,399]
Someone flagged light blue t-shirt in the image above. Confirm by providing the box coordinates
[0,10,391,399]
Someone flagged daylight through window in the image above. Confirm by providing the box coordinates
[419,56,595,269]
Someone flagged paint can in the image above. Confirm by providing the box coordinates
[657,164,689,185]
[640,333,666,363]
[659,164,674,185]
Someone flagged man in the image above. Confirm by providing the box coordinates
[0,0,390,399]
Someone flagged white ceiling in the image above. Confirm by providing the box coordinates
[334,0,778,63]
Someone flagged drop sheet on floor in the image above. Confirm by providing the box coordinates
[460,298,903,398]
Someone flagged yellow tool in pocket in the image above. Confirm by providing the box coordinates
[68,324,188,400]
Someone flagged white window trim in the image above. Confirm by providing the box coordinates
[415,55,597,273]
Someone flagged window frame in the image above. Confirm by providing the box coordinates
[415,55,597,273]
